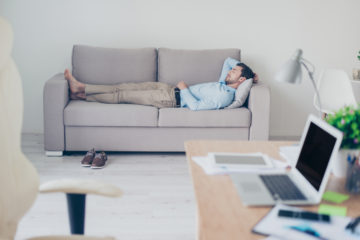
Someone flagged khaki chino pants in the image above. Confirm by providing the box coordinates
[85,82,177,108]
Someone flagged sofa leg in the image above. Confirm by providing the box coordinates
[46,151,63,157]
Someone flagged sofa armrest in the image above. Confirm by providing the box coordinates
[43,73,69,151]
[39,179,122,197]
[248,83,270,140]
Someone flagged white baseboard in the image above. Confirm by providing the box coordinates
[45,151,63,157]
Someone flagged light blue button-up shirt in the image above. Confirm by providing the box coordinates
[180,57,240,111]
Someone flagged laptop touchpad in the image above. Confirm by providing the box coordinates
[240,182,262,193]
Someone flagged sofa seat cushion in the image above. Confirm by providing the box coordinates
[64,100,158,127]
[158,107,251,127]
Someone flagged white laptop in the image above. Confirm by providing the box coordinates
[230,114,343,206]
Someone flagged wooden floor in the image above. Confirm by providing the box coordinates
[17,134,196,240]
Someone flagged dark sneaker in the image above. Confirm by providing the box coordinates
[81,148,95,167]
[91,152,108,169]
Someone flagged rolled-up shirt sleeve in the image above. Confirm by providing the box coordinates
[218,57,241,83]
[180,88,220,110]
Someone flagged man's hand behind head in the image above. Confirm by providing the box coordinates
[253,73,259,83]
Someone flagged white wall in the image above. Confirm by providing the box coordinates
[1,0,359,137]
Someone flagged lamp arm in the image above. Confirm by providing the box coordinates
[301,60,323,118]
[301,57,315,73]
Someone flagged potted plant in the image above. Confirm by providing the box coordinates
[326,106,360,177]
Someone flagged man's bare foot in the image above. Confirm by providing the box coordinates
[64,69,86,99]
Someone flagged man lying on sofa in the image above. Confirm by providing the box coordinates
[65,57,258,111]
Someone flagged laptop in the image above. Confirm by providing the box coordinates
[230,114,343,206]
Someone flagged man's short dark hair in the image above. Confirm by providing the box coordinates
[236,63,255,79]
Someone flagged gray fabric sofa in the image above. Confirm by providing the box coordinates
[43,45,270,156]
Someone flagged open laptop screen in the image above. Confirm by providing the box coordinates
[296,122,337,191]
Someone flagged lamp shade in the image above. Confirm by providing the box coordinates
[275,49,303,84]
[314,69,357,114]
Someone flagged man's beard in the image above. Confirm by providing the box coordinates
[225,78,239,85]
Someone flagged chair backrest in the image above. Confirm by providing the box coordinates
[0,17,39,239]
[314,69,357,114]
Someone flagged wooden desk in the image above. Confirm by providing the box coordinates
[184,140,360,240]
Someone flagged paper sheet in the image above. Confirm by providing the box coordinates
[253,204,356,240]
[262,236,289,240]
[279,145,299,164]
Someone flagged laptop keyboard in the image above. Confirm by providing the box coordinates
[260,175,307,201]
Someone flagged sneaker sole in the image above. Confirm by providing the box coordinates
[91,165,105,169]
[81,164,91,167]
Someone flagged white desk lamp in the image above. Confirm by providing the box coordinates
[275,49,323,118]
[314,69,357,114]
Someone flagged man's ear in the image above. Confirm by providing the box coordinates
[239,77,246,83]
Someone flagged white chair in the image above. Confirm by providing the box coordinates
[0,16,122,240]
[314,69,357,114]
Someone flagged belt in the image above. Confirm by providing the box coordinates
[174,87,181,108]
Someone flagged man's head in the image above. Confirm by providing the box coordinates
[225,63,255,85]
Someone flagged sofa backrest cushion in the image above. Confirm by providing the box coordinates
[158,48,240,86]
[72,45,157,84]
